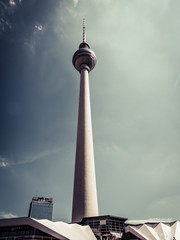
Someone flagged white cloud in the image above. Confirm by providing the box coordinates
[13,148,61,166]
[26,148,61,164]
[34,24,43,32]
[0,212,18,219]
[126,218,173,225]
[24,39,36,54]
[9,0,16,7]
[23,23,45,54]
[0,155,8,167]
[0,148,61,167]
[73,0,78,7]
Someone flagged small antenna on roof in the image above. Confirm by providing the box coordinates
[83,18,86,42]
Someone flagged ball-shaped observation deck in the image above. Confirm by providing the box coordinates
[72,42,97,72]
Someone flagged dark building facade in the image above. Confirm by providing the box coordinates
[0,217,95,240]
[0,223,58,240]
[81,215,128,240]
[28,197,53,221]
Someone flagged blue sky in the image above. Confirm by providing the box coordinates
[0,0,180,222]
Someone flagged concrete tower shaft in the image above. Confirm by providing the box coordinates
[72,23,98,223]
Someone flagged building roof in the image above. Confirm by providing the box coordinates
[32,196,53,203]
[125,220,180,240]
[125,218,178,225]
[81,215,128,224]
[0,217,96,240]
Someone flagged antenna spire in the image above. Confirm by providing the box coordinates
[83,18,86,42]
[79,18,90,49]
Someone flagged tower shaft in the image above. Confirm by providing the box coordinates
[72,66,98,223]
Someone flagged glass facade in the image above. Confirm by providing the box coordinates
[0,225,58,240]
[81,215,127,240]
[28,197,53,221]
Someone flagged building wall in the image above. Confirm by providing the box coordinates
[28,197,53,221]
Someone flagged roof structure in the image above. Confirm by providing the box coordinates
[0,217,96,240]
[125,220,180,240]
[81,215,128,224]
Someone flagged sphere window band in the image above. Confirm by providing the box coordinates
[72,48,97,72]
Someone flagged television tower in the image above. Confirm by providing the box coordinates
[72,19,99,223]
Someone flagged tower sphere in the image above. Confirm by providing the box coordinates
[72,42,97,72]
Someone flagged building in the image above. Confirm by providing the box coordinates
[0,21,179,240]
[0,217,179,240]
[28,197,53,221]
[0,217,96,240]
[124,219,180,239]
[71,19,99,223]
[81,215,128,240]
